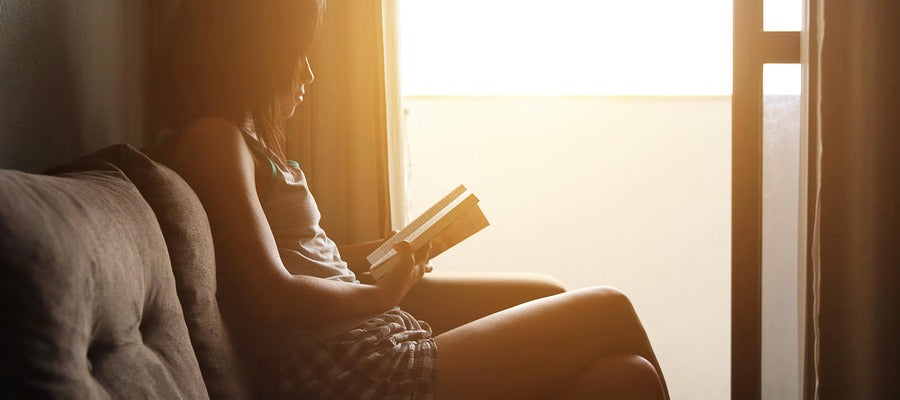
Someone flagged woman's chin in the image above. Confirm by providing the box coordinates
[283,104,299,120]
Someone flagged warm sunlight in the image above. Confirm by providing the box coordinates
[399,2,738,398]
[400,0,733,96]
[399,1,804,398]
[2,0,896,398]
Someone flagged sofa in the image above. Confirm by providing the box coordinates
[0,144,565,399]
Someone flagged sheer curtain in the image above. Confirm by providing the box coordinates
[807,0,900,398]
[286,0,401,245]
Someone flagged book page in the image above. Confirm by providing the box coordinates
[369,191,478,268]
[403,191,478,249]
[427,204,489,259]
[367,187,488,281]
[367,185,466,264]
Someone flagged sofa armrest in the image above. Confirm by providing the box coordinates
[399,271,566,335]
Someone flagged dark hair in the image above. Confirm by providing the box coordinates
[157,0,325,159]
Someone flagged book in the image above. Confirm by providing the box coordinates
[367,185,489,281]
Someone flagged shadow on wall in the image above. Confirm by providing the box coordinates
[0,1,146,172]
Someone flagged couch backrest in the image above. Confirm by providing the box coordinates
[0,161,209,399]
[76,144,251,399]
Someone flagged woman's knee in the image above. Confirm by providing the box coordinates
[618,355,660,385]
[563,355,663,400]
[606,355,664,399]
[570,286,636,316]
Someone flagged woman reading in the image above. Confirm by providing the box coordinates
[155,1,669,399]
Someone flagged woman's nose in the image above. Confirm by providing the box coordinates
[300,57,315,85]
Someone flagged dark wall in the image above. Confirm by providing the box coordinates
[0,1,147,172]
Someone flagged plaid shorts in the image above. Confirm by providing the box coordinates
[271,308,437,400]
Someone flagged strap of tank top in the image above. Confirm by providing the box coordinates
[237,129,281,202]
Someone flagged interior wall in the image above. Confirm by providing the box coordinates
[0,1,146,172]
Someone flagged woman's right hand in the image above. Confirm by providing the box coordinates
[374,240,431,308]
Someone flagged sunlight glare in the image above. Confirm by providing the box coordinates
[400,0,733,96]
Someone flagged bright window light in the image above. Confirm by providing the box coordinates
[400,0,733,96]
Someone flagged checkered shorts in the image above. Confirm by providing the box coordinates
[271,308,437,400]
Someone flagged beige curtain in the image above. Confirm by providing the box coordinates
[286,0,395,245]
[807,0,900,398]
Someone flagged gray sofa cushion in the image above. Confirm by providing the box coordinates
[0,161,208,399]
[78,144,250,399]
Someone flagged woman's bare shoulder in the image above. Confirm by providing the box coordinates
[167,117,256,191]
[180,117,243,145]
[170,117,249,162]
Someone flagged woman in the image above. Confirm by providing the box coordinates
[155,1,669,399]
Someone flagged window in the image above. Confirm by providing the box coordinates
[396,1,804,398]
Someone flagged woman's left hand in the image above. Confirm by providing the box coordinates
[339,230,399,274]
[372,240,431,307]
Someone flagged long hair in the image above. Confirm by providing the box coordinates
[157,0,325,159]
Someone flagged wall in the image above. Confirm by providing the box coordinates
[0,1,146,172]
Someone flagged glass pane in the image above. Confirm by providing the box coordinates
[761,63,801,399]
[764,0,802,31]
[400,3,734,398]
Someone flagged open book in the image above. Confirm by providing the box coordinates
[367,185,489,281]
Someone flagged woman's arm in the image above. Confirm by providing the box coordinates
[167,118,425,328]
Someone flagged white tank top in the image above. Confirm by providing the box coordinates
[239,129,356,283]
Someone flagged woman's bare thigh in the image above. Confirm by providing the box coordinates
[432,286,645,400]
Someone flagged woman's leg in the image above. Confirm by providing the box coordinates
[559,355,665,400]
[433,286,668,400]
[400,272,566,335]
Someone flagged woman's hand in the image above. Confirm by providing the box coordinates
[373,240,431,308]
[339,230,399,274]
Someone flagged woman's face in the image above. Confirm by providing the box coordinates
[282,57,315,119]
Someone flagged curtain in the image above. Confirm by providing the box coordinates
[286,0,396,245]
[808,0,900,398]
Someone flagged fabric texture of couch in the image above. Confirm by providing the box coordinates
[0,144,565,399]
[0,158,209,398]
